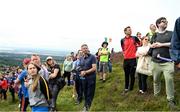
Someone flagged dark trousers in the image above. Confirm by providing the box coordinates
[49,83,61,109]
[63,71,71,86]
[1,89,7,100]
[20,96,29,112]
[123,58,137,90]
[108,61,112,73]
[10,88,15,102]
[75,74,83,101]
[83,75,96,108]
[138,73,148,92]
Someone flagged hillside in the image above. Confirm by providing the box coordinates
[0,61,180,111]
[0,52,64,66]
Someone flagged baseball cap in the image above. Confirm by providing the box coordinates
[23,58,31,65]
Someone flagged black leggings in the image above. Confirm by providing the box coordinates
[1,89,7,100]
[123,59,137,90]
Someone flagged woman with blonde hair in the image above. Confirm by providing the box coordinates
[62,55,73,86]
[136,36,151,94]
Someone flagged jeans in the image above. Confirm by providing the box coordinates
[75,74,84,101]
[83,74,96,108]
[138,73,148,92]
[49,83,61,109]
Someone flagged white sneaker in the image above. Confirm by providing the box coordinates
[139,90,144,94]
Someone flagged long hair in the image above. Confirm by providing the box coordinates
[31,75,40,92]
[27,62,41,92]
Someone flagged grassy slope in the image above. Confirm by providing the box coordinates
[1,63,180,111]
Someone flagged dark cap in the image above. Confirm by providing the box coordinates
[102,41,108,47]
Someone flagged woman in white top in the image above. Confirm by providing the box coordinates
[136,36,151,94]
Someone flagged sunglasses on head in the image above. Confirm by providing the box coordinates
[161,20,168,23]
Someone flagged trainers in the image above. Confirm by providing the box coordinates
[139,90,144,94]
[168,100,177,110]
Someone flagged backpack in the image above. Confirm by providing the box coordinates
[121,36,140,51]
[39,76,52,101]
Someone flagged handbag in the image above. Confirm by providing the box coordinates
[136,56,152,76]
[56,77,66,89]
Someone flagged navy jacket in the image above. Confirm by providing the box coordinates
[170,17,180,64]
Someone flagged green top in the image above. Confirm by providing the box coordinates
[100,48,110,62]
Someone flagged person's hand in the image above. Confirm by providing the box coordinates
[154,42,163,48]
[176,63,180,68]
[150,43,157,48]
[80,71,86,77]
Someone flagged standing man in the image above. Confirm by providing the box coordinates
[15,58,31,111]
[79,44,96,111]
[121,26,140,93]
[98,41,110,82]
[31,54,49,81]
[151,17,175,109]
[170,17,180,69]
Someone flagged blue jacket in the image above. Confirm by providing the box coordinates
[170,17,180,63]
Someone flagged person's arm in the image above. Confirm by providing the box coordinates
[49,68,59,79]
[170,17,180,68]
[15,70,26,84]
[152,42,170,48]
[80,55,96,76]
[80,64,96,77]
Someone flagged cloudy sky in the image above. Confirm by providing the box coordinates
[0,0,179,52]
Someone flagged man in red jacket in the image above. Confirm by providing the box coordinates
[121,26,140,94]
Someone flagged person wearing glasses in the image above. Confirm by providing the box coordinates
[136,36,151,94]
[150,17,176,110]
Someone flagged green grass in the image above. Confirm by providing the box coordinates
[1,63,180,111]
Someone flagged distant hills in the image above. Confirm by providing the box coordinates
[0,47,70,56]
[0,48,68,66]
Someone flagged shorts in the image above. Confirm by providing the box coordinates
[99,62,108,73]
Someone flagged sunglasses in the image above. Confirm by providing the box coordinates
[161,20,168,23]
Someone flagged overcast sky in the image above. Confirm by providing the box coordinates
[0,0,179,52]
